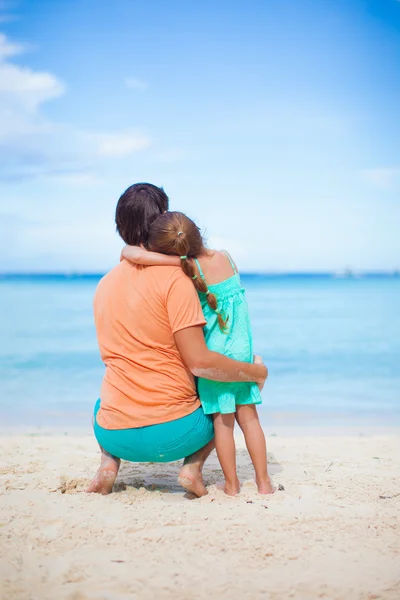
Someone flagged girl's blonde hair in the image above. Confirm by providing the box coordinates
[148,211,228,331]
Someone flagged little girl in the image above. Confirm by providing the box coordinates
[122,211,274,496]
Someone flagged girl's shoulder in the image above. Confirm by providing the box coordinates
[196,249,238,285]
[199,249,238,269]
[220,249,238,273]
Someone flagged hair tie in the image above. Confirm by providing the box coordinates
[205,290,210,296]
[180,255,187,260]
[192,275,197,280]
[177,231,183,236]
[215,308,221,314]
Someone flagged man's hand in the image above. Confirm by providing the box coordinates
[174,326,268,386]
[254,355,268,391]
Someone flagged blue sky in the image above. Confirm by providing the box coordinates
[0,0,399,272]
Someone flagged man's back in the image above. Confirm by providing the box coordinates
[94,260,205,429]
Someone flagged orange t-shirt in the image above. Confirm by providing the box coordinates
[94,260,206,429]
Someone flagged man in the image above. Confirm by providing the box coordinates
[87,183,267,496]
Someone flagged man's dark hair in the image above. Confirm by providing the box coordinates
[115,183,170,246]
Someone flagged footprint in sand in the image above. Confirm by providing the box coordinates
[58,477,90,494]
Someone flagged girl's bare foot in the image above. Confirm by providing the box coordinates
[217,479,241,496]
[257,477,275,495]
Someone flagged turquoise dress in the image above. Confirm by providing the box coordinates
[194,251,262,415]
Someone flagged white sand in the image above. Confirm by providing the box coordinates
[1,431,400,600]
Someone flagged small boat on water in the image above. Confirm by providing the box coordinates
[333,269,362,279]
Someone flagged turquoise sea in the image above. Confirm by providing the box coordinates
[1,274,399,428]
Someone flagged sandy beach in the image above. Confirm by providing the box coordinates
[1,430,399,600]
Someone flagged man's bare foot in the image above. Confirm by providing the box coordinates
[257,477,275,495]
[217,479,241,496]
[86,452,120,495]
[178,439,215,497]
[178,464,208,497]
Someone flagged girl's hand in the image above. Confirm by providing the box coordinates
[121,245,146,264]
[121,246,181,267]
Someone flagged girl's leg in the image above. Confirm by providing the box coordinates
[235,404,274,494]
[213,412,240,496]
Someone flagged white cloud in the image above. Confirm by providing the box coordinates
[0,32,22,57]
[0,62,65,112]
[0,33,69,180]
[98,130,151,157]
[0,33,152,182]
[0,32,65,146]
[124,76,148,90]
[361,167,400,188]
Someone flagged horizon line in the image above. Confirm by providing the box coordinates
[1,270,399,278]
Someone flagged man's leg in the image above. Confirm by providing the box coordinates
[178,439,215,497]
[86,447,121,495]
[87,407,121,495]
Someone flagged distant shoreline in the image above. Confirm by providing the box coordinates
[1,271,399,280]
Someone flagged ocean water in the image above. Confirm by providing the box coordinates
[1,274,399,429]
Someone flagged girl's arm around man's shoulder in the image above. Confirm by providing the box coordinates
[121,245,181,267]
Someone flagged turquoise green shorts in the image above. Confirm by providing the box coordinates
[93,399,214,463]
